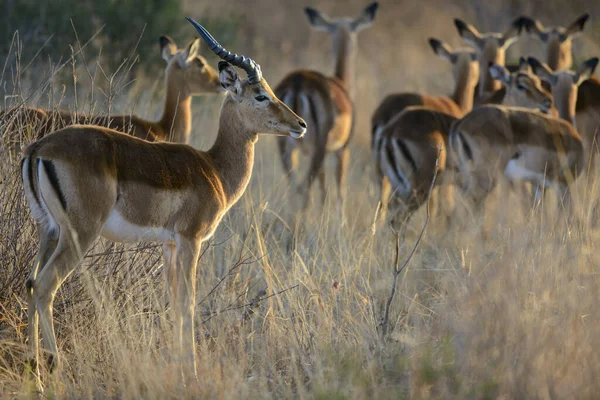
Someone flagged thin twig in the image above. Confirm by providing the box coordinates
[202,284,299,324]
[379,147,441,339]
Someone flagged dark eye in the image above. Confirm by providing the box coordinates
[255,95,268,102]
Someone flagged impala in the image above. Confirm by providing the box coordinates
[2,35,221,148]
[515,14,589,71]
[448,58,597,212]
[373,39,479,222]
[21,19,306,384]
[275,2,378,210]
[371,39,478,164]
[529,57,600,170]
[379,59,554,230]
[489,57,554,114]
[515,14,600,162]
[454,18,524,103]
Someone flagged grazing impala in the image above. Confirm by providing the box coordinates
[21,19,306,384]
[448,58,597,212]
[1,35,221,147]
[276,2,378,210]
[528,57,600,169]
[454,18,524,103]
[515,14,590,71]
[379,59,554,230]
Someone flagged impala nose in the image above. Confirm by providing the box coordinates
[299,120,307,129]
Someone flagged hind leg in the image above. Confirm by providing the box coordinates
[335,147,350,206]
[316,167,327,207]
[301,146,327,211]
[27,225,58,380]
[30,226,96,374]
[278,138,299,189]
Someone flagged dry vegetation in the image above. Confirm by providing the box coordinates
[2,0,600,398]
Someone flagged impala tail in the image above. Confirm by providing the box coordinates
[378,136,417,199]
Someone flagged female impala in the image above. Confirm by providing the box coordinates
[372,39,478,165]
[529,57,600,171]
[515,14,600,161]
[374,39,479,222]
[515,14,590,71]
[2,35,221,146]
[379,60,554,230]
[449,58,597,212]
[276,2,378,210]
[21,20,306,384]
[454,18,524,104]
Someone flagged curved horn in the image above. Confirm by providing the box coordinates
[186,17,262,84]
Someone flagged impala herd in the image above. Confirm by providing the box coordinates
[1,2,599,388]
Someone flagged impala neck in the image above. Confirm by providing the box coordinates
[547,40,572,71]
[207,99,256,205]
[158,74,192,143]
[332,30,357,97]
[479,49,505,97]
[554,86,578,128]
[452,65,477,113]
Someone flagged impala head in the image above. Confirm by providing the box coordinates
[305,2,378,85]
[187,18,306,139]
[528,56,598,124]
[429,38,479,87]
[489,57,553,112]
[159,35,221,95]
[305,2,378,35]
[455,18,523,95]
[515,14,589,70]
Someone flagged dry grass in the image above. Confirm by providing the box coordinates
[2,0,600,398]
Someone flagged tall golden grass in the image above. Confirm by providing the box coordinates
[2,0,600,398]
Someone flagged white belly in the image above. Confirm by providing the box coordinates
[101,209,173,243]
[504,159,547,185]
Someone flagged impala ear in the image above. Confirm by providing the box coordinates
[528,57,557,86]
[159,35,177,63]
[575,57,598,86]
[305,7,334,32]
[518,57,531,72]
[179,38,201,68]
[351,2,379,32]
[218,61,242,96]
[566,13,590,37]
[428,38,455,62]
[500,20,522,49]
[512,16,536,34]
[454,19,484,49]
[489,62,510,84]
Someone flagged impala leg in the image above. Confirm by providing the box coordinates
[163,242,180,362]
[32,226,91,374]
[26,226,58,380]
[174,236,201,382]
[379,175,392,225]
[301,146,327,210]
[335,146,350,206]
[317,167,326,206]
[278,137,299,189]
[437,184,455,229]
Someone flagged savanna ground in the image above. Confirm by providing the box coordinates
[2,0,600,398]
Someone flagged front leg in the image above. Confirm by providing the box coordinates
[173,235,202,383]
